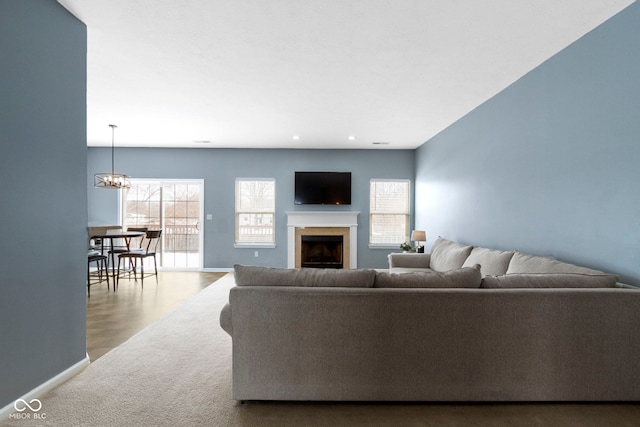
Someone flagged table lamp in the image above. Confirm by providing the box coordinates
[411,230,426,253]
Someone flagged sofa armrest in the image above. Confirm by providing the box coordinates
[387,252,431,269]
[616,282,640,289]
[220,303,233,336]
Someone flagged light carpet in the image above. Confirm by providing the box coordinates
[3,273,639,427]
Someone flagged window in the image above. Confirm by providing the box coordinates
[235,178,276,245]
[369,179,410,246]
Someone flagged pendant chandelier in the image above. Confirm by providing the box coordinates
[94,124,130,189]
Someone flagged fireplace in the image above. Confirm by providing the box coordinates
[286,211,360,269]
[301,235,343,269]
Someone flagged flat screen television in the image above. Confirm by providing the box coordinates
[294,172,351,205]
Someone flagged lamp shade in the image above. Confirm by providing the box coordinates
[411,230,427,242]
[410,230,426,242]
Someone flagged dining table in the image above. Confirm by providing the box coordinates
[89,229,146,278]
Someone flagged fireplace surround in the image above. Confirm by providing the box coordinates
[286,211,359,269]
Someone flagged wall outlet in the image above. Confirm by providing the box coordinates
[254,251,259,257]
[206,214,213,220]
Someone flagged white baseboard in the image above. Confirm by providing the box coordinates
[203,267,233,272]
[0,354,90,420]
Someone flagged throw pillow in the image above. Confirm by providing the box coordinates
[374,264,482,288]
[429,237,473,272]
[462,246,515,276]
[505,251,606,275]
[481,273,619,289]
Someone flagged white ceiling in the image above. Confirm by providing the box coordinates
[57,0,634,150]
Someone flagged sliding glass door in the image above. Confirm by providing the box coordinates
[122,179,204,270]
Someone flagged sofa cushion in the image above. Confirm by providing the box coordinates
[233,264,376,288]
[462,246,515,276]
[234,264,300,286]
[505,251,606,275]
[374,264,482,288]
[301,268,377,288]
[481,273,619,289]
[429,237,473,272]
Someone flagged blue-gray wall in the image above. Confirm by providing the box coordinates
[0,0,87,407]
[88,148,415,269]
[415,2,640,285]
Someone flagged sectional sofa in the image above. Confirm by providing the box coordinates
[219,239,640,402]
[388,236,629,288]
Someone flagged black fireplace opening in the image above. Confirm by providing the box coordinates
[301,235,343,269]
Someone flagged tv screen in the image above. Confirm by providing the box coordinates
[294,172,351,205]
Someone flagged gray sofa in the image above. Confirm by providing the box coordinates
[389,237,621,280]
[220,243,640,402]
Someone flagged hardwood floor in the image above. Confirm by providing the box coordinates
[86,271,227,361]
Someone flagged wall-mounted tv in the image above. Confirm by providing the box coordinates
[294,172,351,205]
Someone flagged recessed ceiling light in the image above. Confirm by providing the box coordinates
[348,136,356,140]
[372,142,390,145]
[293,135,301,140]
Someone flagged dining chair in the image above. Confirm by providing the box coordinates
[88,225,120,254]
[104,226,147,267]
[116,229,162,288]
[115,226,148,272]
[104,226,127,269]
[126,226,148,247]
[87,250,109,297]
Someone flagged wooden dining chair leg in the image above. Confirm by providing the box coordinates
[129,258,133,282]
[131,257,137,281]
[103,258,110,290]
[97,258,103,289]
[153,255,158,282]
[116,256,123,290]
[140,260,144,288]
[87,256,110,297]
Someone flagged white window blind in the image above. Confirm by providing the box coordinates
[235,178,275,244]
[369,179,410,245]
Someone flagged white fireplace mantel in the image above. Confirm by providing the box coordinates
[286,211,360,268]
